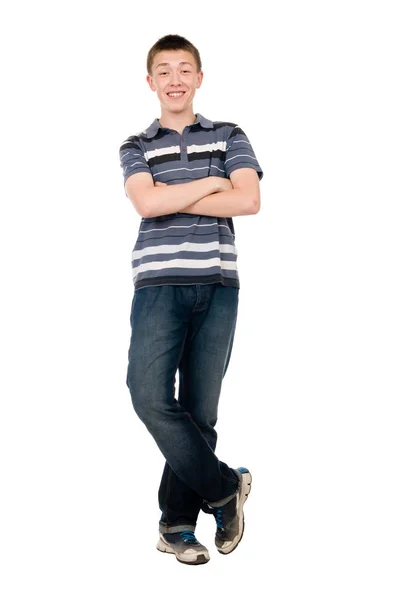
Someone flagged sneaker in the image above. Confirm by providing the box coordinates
[205,467,252,555]
[156,530,210,565]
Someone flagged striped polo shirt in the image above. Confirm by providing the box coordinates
[119,113,263,290]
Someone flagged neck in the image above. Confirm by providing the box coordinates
[158,108,197,134]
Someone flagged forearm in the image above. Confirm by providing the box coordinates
[180,189,254,218]
[144,178,220,218]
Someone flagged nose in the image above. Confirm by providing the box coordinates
[170,70,182,85]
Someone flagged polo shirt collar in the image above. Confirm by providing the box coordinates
[143,113,214,139]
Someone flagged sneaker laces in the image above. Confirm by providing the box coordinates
[214,507,224,530]
[203,504,224,530]
[180,530,198,544]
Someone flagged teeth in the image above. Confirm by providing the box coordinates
[168,92,184,97]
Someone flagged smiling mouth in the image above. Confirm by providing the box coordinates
[167,92,186,98]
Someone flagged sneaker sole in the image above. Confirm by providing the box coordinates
[156,537,210,565]
[217,470,252,555]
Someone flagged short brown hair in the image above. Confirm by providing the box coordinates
[147,34,202,75]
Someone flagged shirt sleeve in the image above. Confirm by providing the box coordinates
[119,137,151,187]
[224,126,264,181]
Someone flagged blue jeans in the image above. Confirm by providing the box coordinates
[126,283,240,533]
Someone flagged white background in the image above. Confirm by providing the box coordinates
[1,1,400,598]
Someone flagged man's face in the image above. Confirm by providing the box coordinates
[147,50,203,114]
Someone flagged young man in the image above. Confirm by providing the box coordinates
[119,34,263,565]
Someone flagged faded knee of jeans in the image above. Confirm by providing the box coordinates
[128,385,167,431]
[129,388,152,422]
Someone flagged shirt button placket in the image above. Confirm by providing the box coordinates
[181,128,188,163]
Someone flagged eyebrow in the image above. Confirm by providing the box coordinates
[155,61,193,69]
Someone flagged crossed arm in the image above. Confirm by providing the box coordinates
[125,169,261,218]
[155,168,260,217]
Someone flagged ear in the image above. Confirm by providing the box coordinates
[196,70,204,89]
[146,74,156,91]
